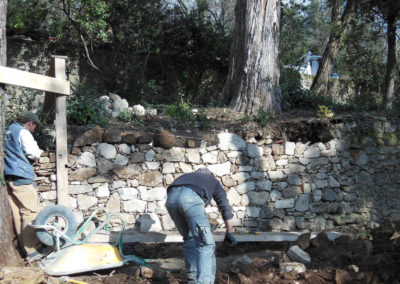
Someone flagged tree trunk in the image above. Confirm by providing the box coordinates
[0,0,24,266]
[311,0,355,96]
[383,13,397,109]
[223,0,281,115]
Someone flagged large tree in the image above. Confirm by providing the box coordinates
[0,0,24,266]
[222,0,281,115]
[311,0,357,96]
[362,0,400,109]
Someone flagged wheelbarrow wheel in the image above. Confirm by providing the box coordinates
[35,205,77,247]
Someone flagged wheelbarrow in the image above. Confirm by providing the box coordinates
[30,205,148,276]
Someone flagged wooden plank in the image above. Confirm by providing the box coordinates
[88,231,342,243]
[52,56,69,207]
[42,59,56,114]
[0,66,70,95]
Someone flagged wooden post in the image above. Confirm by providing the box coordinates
[48,56,69,207]
[0,56,70,207]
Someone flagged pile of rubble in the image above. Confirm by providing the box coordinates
[99,93,157,118]
[115,220,400,284]
[214,220,400,284]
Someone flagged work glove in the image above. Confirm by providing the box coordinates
[223,232,238,247]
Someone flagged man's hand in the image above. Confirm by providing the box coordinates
[223,232,238,247]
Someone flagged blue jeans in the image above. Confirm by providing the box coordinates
[166,186,216,284]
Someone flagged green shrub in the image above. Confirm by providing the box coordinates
[240,115,253,124]
[118,111,133,122]
[196,113,210,130]
[118,111,144,126]
[67,82,109,127]
[165,99,195,122]
[257,109,269,126]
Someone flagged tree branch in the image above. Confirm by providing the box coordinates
[80,34,100,71]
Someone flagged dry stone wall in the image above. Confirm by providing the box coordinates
[33,118,400,233]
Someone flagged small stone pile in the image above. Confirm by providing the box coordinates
[99,93,157,118]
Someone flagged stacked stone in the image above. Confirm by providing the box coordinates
[34,152,57,205]
[34,120,400,233]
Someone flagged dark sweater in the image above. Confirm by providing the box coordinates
[168,172,234,221]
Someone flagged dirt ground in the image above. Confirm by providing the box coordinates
[38,220,400,284]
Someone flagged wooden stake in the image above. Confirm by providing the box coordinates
[49,56,69,207]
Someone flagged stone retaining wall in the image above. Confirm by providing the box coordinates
[34,118,400,233]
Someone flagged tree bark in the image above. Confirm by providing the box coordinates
[311,0,356,96]
[223,0,281,115]
[383,12,397,109]
[0,0,24,266]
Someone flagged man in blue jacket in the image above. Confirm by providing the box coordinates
[4,111,44,260]
[166,168,237,284]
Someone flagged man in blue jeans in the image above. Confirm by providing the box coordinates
[166,168,237,284]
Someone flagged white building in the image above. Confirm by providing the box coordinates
[299,51,339,79]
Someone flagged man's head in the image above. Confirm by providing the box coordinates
[196,167,211,174]
[19,111,42,132]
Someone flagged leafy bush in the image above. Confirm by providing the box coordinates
[257,109,269,126]
[165,99,195,122]
[118,111,144,126]
[317,105,334,118]
[7,0,49,35]
[67,82,109,127]
[196,113,210,130]
[118,111,132,122]
[240,115,253,124]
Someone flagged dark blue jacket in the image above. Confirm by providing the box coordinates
[4,122,35,181]
[168,172,233,221]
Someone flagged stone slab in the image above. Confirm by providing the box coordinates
[88,231,342,243]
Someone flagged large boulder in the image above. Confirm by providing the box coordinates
[153,129,175,149]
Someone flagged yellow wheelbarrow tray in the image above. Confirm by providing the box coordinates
[39,243,125,276]
[30,207,148,276]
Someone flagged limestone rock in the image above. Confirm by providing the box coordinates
[97,157,114,174]
[218,133,246,151]
[69,167,96,181]
[0,267,44,284]
[77,152,96,167]
[106,193,121,213]
[247,191,269,206]
[123,199,146,213]
[77,195,98,210]
[162,147,185,162]
[114,154,129,166]
[133,104,146,116]
[88,175,110,183]
[287,245,311,263]
[122,132,140,144]
[247,144,263,158]
[272,144,284,155]
[113,163,142,179]
[147,187,167,201]
[154,129,175,149]
[138,171,163,186]
[208,162,231,176]
[74,125,104,147]
[97,143,117,159]
[131,152,145,163]
[139,213,162,232]
[280,262,306,273]
[103,129,122,143]
[137,134,153,144]
[69,184,93,194]
[275,198,295,209]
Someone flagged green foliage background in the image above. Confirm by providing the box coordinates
[5,0,399,114]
